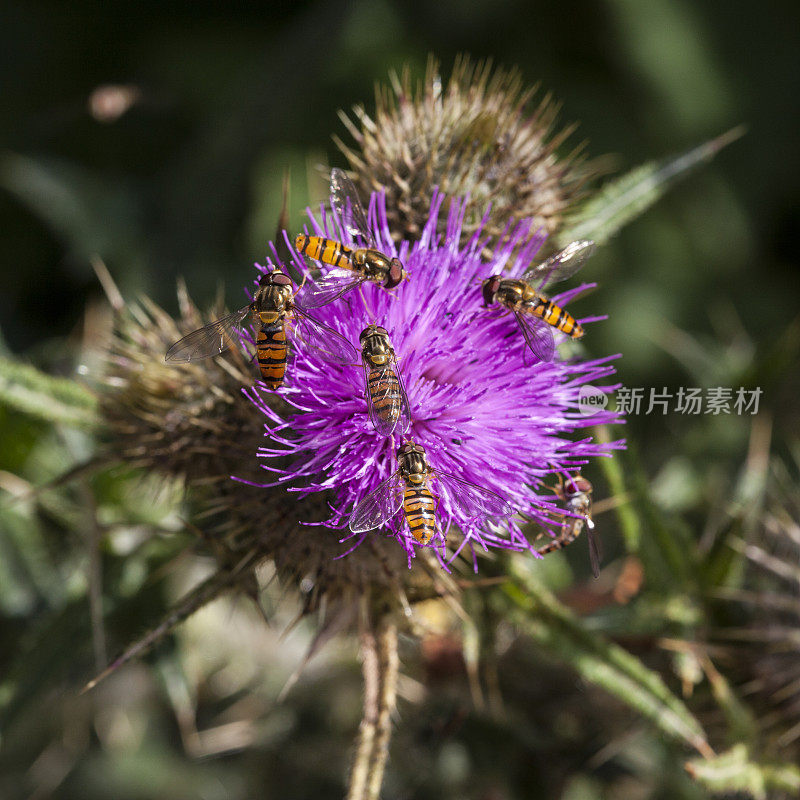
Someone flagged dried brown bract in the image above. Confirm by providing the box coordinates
[336,55,598,253]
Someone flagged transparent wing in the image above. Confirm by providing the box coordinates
[362,360,396,437]
[361,354,411,437]
[330,167,373,245]
[587,527,602,579]
[434,470,515,520]
[165,306,252,362]
[514,309,555,364]
[297,269,365,309]
[349,471,405,533]
[392,353,413,436]
[586,518,602,579]
[292,305,358,365]
[520,240,595,288]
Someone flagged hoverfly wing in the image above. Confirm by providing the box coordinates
[349,471,405,533]
[165,306,253,362]
[330,167,373,246]
[361,353,411,437]
[586,519,602,579]
[520,240,595,289]
[435,470,515,520]
[514,310,555,364]
[298,269,365,308]
[292,305,358,365]
[362,359,399,437]
[392,353,413,436]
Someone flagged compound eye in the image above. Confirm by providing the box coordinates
[481,276,501,305]
[385,259,404,289]
[571,477,592,494]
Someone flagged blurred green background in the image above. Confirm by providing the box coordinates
[2,0,798,466]
[1,1,799,798]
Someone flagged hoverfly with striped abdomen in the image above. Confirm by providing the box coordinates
[482,240,595,363]
[295,168,406,308]
[359,324,411,437]
[536,473,601,578]
[349,440,513,545]
[165,268,357,390]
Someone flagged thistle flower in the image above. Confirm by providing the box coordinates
[98,283,445,617]
[336,55,597,251]
[244,190,623,567]
[100,284,257,487]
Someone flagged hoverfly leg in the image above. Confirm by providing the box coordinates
[357,283,376,321]
[545,475,565,500]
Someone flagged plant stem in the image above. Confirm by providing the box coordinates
[347,613,398,800]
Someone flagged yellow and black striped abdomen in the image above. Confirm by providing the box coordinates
[295,234,354,270]
[527,295,584,339]
[256,311,288,390]
[537,519,583,555]
[367,366,401,427]
[403,483,437,545]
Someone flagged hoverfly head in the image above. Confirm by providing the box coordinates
[397,440,414,457]
[386,258,406,289]
[565,474,592,498]
[271,270,293,287]
[397,440,425,459]
[482,276,501,306]
[359,324,378,346]
[259,269,293,288]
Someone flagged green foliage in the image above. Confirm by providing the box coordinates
[0,153,145,271]
[503,565,711,757]
[0,4,796,798]
[556,128,745,248]
[686,745,800,800]
[0,357,99,430]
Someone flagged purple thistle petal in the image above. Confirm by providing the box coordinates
[244,191,625,564]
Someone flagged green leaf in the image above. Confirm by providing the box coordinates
[596,427,695,591]
[504,564,712,757]
[685,745,800,800]
[555,127,745,247]
[595,424,642,553]
[0,357,100,430]
[0,152,145,268]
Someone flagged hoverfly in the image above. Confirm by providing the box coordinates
[295,168,406,308]
[165,269,357,389]
[349,440,513,545]
[482,240,596,363]
[359,324,411,437]
[536,473,601,578]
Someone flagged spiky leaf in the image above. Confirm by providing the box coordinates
[555,127,745,247]
[505,565,712,757]
[0,358,99,430]
[685,745,800,800]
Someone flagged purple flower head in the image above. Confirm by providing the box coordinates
[243,190,624,568]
